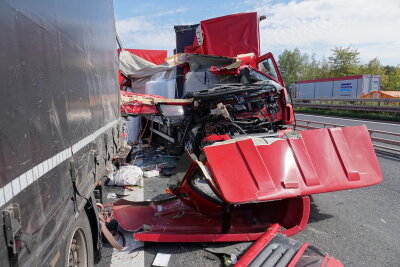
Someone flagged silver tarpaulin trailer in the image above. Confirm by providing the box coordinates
[292,75,381,98]
[0,0,121,265]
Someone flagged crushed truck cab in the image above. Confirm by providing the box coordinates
[116,11,383,266]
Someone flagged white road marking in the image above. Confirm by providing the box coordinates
[110,187,145,267]
[297,113,400,126]
[0,120,119,207]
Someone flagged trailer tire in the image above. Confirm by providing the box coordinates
[64,211,94,267]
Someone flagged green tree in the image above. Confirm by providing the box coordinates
[318,57,332,79]
[302,53,321,80]
[328,46,360,76]
[386,66,400,91]
[278,48,308,86]
[277,47,399,91]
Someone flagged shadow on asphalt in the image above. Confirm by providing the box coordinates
[308,196,334,223]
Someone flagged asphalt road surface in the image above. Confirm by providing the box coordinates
[98,114,400,267]
[295,113,400,142]
[295,113,400,133]
[294,113,400,266]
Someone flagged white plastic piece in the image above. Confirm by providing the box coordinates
[210,103,230,119]
[145,78,176,99]
[107,193,117,199]
[152,253,171,267]
[108,165,143,186]
[231,254,238,264]
[143,170,160,178]
[166,79,176,99]
[126,116,141,143]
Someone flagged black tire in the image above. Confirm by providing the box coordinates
[64,211,94,267]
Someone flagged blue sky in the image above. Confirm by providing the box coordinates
[114,0,400,66]
[114,0,264,22]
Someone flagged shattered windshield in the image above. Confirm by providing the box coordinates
[258,58,279,80]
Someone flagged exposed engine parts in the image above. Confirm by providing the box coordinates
[152,81,286,155]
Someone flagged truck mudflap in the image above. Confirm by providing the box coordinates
[203,125,383,203]
[235,224,343,267]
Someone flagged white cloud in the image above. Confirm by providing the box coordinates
[116,0,400,65]
[255,0,400,65]
[115,8,189,53]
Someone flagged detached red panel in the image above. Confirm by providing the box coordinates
[198,12,260,57]
[124,49,167,65]
[235,224,280,267]
[236,225,344,267]
[204,125,383,203]
[113,197,310,242]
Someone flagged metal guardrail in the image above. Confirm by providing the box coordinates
[296,119,400,153]
[293,98,400,113]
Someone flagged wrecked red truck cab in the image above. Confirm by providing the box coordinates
[115,11,383,266]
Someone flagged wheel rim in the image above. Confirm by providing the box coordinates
[68,228,88,267]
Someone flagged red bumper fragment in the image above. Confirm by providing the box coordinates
[113,196,310,242]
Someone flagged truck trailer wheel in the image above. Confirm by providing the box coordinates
[65,211,94,267]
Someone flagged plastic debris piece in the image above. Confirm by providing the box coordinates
[231,254,238,264]
[161,167,175,176]
[223,254,238,266]
[144,170,160,178]
[107,193,117,199]
[108,165,143,186]
[152,253,171,267]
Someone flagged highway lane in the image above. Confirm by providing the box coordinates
[295,113,400,133]
[293,114,400,266]
[295,113,400,152]
[296,151,400,266]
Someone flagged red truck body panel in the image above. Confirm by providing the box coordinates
[204,125,383,203]
[190,12,260,58]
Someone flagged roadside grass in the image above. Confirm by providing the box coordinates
[294,107,400,122]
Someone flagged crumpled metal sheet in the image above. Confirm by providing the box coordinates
[113,196,310,242]
[119,50,171,79]
[203,125,383,203]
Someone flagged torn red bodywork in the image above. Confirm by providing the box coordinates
[120,91,164,115]
[235,224,343,267]
[203,125,382,203]
[188,12,260,58]
[113,126,382,242]
[118,49,167,90]
[113,196,310,242]
[122,49,167,65]
[120,91,192,115]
